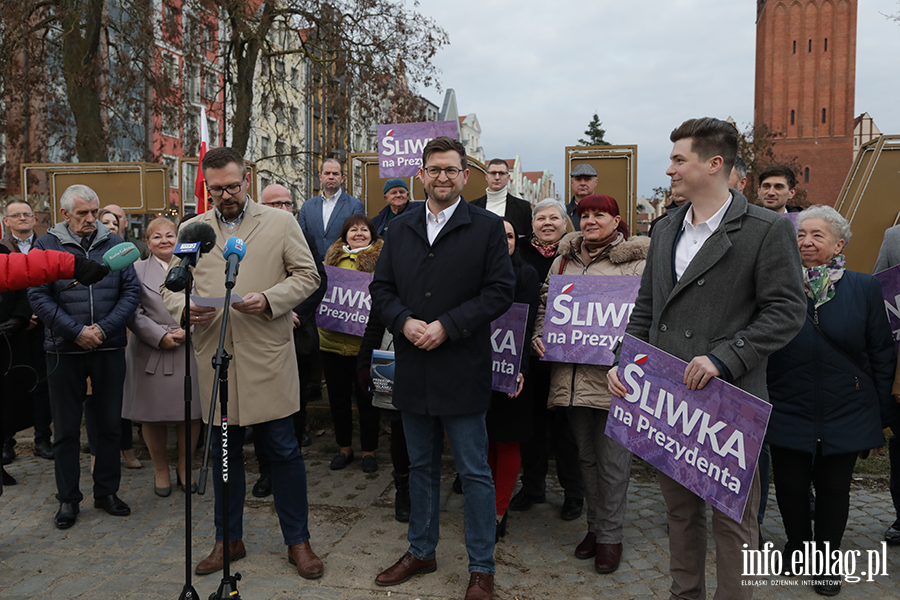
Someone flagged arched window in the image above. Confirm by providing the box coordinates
[824,38,828,52]
[804,168,810,183]
[790,110,795,126]
[793,40,797,54]
[808,39,812,52]
[822,108,826,124]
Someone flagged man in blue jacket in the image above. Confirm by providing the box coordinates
[296,158,365,260]
[371,137,515,600]
[29,184,140,530]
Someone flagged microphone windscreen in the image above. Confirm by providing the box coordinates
[102,242,141,271]
[223,237,247,262]
[178,221,217,254]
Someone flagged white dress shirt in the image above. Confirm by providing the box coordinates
[426,198,461,245]
[321,189,343,230]
[674,195,732,281]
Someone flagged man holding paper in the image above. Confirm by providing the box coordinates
[607,117,806,600]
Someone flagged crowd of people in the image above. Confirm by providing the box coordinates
[1,122,899,600]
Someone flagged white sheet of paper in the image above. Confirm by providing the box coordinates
[190,292,244,308]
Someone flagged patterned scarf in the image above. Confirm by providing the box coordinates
[803,253,845,308]
[530,234,560,258]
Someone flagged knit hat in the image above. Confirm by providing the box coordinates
[383,178,409,195]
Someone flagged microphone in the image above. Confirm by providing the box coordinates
[164,221,217,292]
[223,236,246,289]
[62,242,141,290]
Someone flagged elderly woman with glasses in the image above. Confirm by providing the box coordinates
[766,205,897,596]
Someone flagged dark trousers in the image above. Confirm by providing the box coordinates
[48,350,125,503]
[28,327,52,442]
[85,402,133,452]
[321,351,379,452]
[389,416,409,476]
[890,434,900,521]
[771,443,858,553]
[212,415,310,545]
[517,367,583,500]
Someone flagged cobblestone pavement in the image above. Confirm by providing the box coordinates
[1,430,898,600]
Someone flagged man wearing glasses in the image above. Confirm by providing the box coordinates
[297,158,365,260]
[371,137,515,600]
[2,201,54,463]
[161,149,324,579]
[469,158,532,237]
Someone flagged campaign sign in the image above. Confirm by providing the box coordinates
[540,275,641,366]
[317,266,372,337]
[377,121,459,178]
[875,263,900,350]
[605,335,770,523]
[785,211,801,230]
[490,302,529,394]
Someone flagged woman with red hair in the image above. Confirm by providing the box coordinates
[533,194,649,575]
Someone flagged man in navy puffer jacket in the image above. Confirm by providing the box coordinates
[28,184,140,530]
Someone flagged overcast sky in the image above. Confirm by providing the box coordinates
[414,0,900,200]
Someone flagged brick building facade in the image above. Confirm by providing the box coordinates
[754,0,857,205]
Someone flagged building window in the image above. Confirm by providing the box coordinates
[291,106,300,128]
[261,135,270,157]
[261,58,269,77]
[291,145,300,169]
[260,94,269,119]
[163,54,179,88]
[207,117,218,146]
[808,39,812,52]
[204,71,217,101]
[824,38,828,52]
[822,108,826,124]
[291,67,299,89]
[163,156,178,189]
[793,40,796,54]
[276,140,285,165]
[187,66,200,103]
[804,167,810,183]
[790,110,795,126]
[261,176,271,190]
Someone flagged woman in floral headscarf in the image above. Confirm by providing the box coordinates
[766,205,896,597]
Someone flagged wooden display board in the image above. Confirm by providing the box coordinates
[564,145,638,232]
[834,135,900,273]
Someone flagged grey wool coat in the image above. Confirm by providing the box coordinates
[623,190,806,400]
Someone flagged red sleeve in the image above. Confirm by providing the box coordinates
[0,249,76,292]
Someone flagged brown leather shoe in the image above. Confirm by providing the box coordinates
[594,542,623,573]
[195,540,246,575]
[374,551,437,586]
[465,571,494,600]
[287,541,324,579]
[574,531,597,559]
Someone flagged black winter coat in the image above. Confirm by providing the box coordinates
[766,270,897,455]
[370,200,515,416]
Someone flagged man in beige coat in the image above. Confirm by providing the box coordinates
[161,147,323,579]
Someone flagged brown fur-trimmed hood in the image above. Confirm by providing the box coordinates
[557,231,650,264]
[323,237,384,273]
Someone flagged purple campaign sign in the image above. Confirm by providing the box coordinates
[605,335,770,523]
[541,275,640,366]
[785,211,800,230]
[875,263,900,351]
[317,265,372,337]
[377,121,459,178]
[490,303,529,394]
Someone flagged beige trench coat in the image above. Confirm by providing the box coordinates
[161,200,320,426]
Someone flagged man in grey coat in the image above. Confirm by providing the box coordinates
[608,117,806,600]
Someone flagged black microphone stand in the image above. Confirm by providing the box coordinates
[178,270,200,600]
[200,263,242,600]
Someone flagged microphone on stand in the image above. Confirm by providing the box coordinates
[164,221,217,292]
[223,237,246,290]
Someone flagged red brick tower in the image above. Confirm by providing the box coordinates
[754,0,857,205]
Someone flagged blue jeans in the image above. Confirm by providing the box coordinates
[401,410,495,575]
[212,415,310,545]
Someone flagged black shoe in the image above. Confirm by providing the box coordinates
[561,497,584,521]
[94,494,131,516]
[1,442,15,465]
[330,451,354,470]
[33,439,54,460]
[252,474,272,498]
[176,474,197,494]
[814,577,841,596]
[2,467,17,486]
[885,519,900,545]
[361,455,378,473]
[55,502,79,529]
[509,489,546,511]
[300,430,312,447]
[452,473,463,494]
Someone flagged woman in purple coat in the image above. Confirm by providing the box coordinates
[122,218,201,497]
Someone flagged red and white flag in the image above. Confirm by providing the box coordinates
[194,106,210,213]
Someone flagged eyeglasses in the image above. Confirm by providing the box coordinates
[206,182,244,197]
[262,201,294,208]
[6,213,34,219]
[423,166,462,179]
[487,171,509,178]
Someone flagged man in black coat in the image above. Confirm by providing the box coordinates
[371,137,515,600]
[565,163,598,231]
[468,158,532,237]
